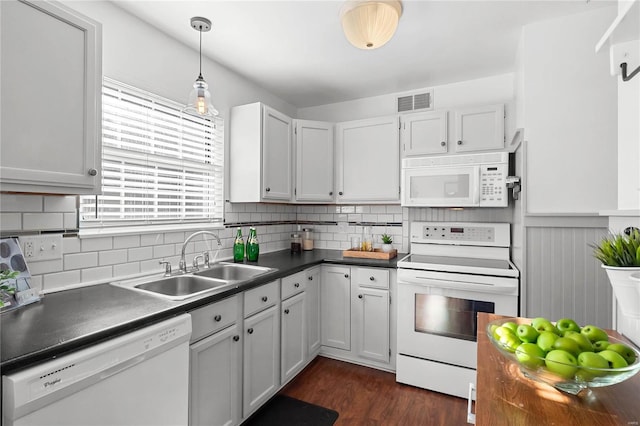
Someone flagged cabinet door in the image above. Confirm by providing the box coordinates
[295,120,334,202]
[190,324,241,426]
[243,304,280,417]
[454,104,504,153]
[306,268,321,356]
[320,266,351,350]
[401,111,448,156]
[281,292,306,384]
[0,0,101,194]
[262,105,292,200]
[353,287,390,363]
[335,116,400,203]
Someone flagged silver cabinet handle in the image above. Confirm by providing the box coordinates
[308,276,313,281]
[344,274,349,278]
[284,309,290,314]
[358,294,363,299]
[294,283,300,288]
[440,141,446,147]
[457,140,463,145]
[339,191,343,195]
[265,187,271,192]
[369,276,375,281]
[214,315,221,322]
[88,168,98,176]
[261,296,268,302]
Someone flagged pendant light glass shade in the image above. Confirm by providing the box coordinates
[183,17,218,118]
[340,0,402,50]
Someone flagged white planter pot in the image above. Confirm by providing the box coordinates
[603,266,640,319]
[381,244,392,253]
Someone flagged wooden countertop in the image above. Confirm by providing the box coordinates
[476,313,640,425]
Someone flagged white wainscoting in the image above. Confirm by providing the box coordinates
[523,217,610,327]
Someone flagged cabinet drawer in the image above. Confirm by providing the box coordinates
[190,295,239,342]
[244,280,279,317]
[355,267,389,289]
[281,271,306,300]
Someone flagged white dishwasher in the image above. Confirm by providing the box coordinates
[2,314,192,426]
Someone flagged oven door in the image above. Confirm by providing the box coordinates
[401,165,480,207]
[397,275,518,369]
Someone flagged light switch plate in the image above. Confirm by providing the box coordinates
[18,235,63,262]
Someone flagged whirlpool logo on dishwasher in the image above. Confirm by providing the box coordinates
[43,378,61,388]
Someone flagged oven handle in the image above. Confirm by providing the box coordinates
[398,276,518,295]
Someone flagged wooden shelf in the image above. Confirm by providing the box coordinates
[342,248,397,260]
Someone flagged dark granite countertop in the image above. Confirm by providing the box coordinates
[1,249,404,374]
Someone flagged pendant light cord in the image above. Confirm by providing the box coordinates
[199,26,203,77]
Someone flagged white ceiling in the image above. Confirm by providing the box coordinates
[112,0,614,108]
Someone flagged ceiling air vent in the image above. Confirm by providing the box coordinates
[396,89,434,113]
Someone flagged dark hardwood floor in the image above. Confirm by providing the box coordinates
[280,356,469,425]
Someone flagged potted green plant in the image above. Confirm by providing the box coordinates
[0,269,19,309]
[592,228,640,319]
[381,234,393,253]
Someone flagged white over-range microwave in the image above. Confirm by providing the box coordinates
[401,152,511,207]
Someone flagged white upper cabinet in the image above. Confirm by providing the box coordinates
[295,120,334,202]
[335,115,400,203]
[0,0,102,194]
[453,104,505,153]
[230,102,292,202]
[400,111,448,157]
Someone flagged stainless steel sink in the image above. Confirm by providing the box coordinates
[194,262,274,282]
[112,274,235,301]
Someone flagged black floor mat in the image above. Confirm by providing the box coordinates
[243,394,339,426]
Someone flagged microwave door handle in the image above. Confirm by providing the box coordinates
[472,166,481,205]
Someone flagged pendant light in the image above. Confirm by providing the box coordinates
[340,0,402,50]
[183,17,218,117]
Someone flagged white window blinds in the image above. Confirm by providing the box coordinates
[80,78,224,226]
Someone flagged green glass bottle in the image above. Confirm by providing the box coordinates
[233,228,245,262]
[247,227,259,262]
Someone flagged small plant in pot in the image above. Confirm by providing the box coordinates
[592,227,640,318]
[380,234,393,253]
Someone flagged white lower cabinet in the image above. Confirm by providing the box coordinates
[281,291,306,384]
[353,287,390,363]
[320,265,351,350]
[189,295,242,426]
[306,267,321,356]
[242,281,280,418]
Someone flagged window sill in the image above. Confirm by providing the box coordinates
[79,222,225,239]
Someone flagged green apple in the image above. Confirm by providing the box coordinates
[516,324,540,343]
[556,318,581,335]
[565,332,594,353]
[537,331,560,352]
[515,343,545,369]
[552,337,582,357]
[606,343,638,365]
[581,325,609,343]
[598,349,629,369]
[493,325,515,341]
[577,351,610,379]
[593,340,610,352]
[534,321,561,335]
[545,349,578,379]
[502,321,519,334]
[499,332,522,353]
[531,317,553,329]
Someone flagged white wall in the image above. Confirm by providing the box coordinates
[520,6,618,214]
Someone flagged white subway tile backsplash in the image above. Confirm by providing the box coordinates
[378,214,393,222]
[341,206,355,214]
[140,233,164,246]
[140,259,163,274]
[113,235,141,249]
[44,270,81,291]
[81,237,113,252]
[114,262,140,277]
[28,259,63,275]
[387,205,402,214]
[347,214,362,222]
[1,213,22,231]
[64,252,98,270]
[153,244,175,259]
[63,212,78,229]
[99,249,128,266]
[1,194,42,212]
[128,246,153,262]
[362,214,378,222]
[81,266,113,283]
[238,213,251,222]
[29,275,43,294]
[164,232,185,244]
[370,205,386,213]
[44,196,76,212]
[23,213,63,230]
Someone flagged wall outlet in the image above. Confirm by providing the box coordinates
[18,235,63,262]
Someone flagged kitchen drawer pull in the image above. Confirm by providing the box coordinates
[265,187,271,192]
[294,283,300,288]
[329,191,333,196]
[233,335,240,342]
[308,276,313,281]
[440,141,446,147]
[457,140,463,145]
[261,296,268,302]
[344,274,349,278]
[358,294,363,299]
[247,328,254,334]
[369,276,375,281]
[214,315,222,322]
[284,309,290,314]
[339,191,343,195]
[88,168,98,176]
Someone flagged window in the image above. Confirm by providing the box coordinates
[80,78,224,228]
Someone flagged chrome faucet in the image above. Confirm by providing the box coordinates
[179,231,222,273]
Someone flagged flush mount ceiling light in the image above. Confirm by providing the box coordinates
[183,16,218,117]
[340,0,402,50]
